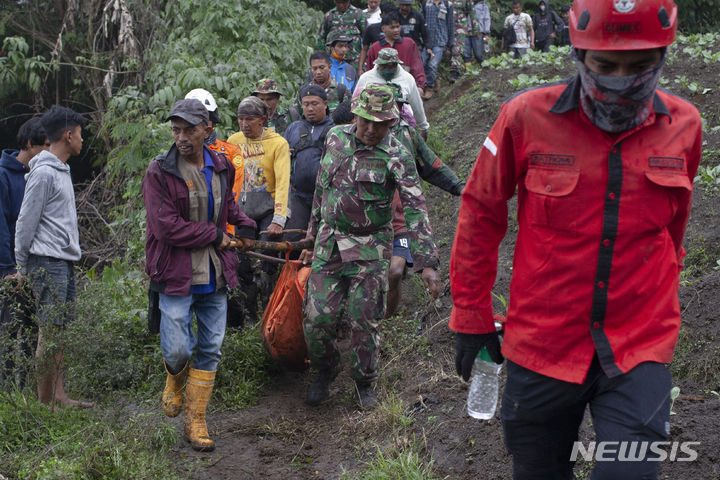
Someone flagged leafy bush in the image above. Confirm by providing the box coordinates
[63,261,163,398]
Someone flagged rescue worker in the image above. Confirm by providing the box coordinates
[251,78,295,136]
[282,85,335,248]
[296,51,351,117]
[398,0,429,56]
[299,84,441,409]
[228,97,291,317]
[451,2,701,479]
[185,89,251,328]
[317,0,366,69]
[386,90,464,318]
[143,99,255,451]
[326,31,358,91]
[366,13,427,91]
[355,48,430,138]
[422,0,454,99]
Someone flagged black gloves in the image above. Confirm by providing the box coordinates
[455,331,504,381]
[451,182,466,196]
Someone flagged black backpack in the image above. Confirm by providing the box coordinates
[503,19,519,47]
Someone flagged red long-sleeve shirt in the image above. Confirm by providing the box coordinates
[449,77,702,384]
[367,37,426,89]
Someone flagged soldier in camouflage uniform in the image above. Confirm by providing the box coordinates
[299,84,441,409]
[386,87,464,317]
[251,78,298,136]
[449,0,481,81]
[317,0,366,69]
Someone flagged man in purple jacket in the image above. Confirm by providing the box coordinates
[142,99,256,452]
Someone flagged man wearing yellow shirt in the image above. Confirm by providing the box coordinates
[227,96,291,319]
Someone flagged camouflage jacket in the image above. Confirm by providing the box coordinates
[294,80,349,117]
[308,124,439,269]
[317,6,366,64]
[452,0,481,37]
[392,120,464,195]
[268,106,300,136]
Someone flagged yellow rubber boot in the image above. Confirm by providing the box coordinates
[184,367,216,452]
[161,361,188,417]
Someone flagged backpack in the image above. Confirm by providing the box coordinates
[291,121,334,162]
[502,18,519,47]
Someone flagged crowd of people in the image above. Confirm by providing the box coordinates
[0,1,704,478]
[318,0,574,99]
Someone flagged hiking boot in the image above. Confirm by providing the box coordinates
[356,382,378,410]
[305,367,339,406]
[422,88,434,100]
[449,70,462,83]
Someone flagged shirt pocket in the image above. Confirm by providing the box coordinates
[523,166,581,232]
[355,168,387,202]
[635,170,692,231]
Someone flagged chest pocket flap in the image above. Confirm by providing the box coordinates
[645,170,692,190]
[525,167,580,197]
[356,168,387,201]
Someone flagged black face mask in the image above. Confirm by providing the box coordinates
[378,68,397,81]
[573,48,666,133]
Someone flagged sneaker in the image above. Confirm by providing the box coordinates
[305,367,339,406]
[356,382,379,409]
[449,70,461,83]
[422,88,434,100]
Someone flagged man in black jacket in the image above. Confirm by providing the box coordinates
[532,0,563,52]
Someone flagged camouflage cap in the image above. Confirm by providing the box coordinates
[374,48,404,66]
[351,83,399,122]
[326,30,353,46]
[251,78,283,96]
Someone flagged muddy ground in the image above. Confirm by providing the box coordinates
[175,49,720,479]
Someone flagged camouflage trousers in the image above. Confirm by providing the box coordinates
[450,32,468,73]
[303,253,389,383]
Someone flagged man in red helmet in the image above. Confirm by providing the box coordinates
[450,1,701,478]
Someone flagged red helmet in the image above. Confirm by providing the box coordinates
[569,0,677,50]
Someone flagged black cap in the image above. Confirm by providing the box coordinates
[166,99,209,125]
[299,84,328,101]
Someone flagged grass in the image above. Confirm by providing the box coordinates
[0,259,272,478]
[342,446,443,480]
[0,388,181,480]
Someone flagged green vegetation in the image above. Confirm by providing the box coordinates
[344,447,443,480]
[0,389,180,479]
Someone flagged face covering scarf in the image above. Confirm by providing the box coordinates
[573,48,666,133]
[378,68,397,81]
[332,51,346,61]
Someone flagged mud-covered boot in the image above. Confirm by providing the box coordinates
[356,382,378,410]
[305,367,339,406]
[184,368,216,451]
[161,360,188,417]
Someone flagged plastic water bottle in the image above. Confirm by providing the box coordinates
[484,41,490,53]
[467,323,503,420]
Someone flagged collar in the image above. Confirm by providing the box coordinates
[345,124,394,153]
[380,37,404,46]
[161,145,226,178]
[550,75,672,121]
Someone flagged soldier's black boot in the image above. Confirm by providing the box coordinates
[355,382,378,410]
[306,368,338,406]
